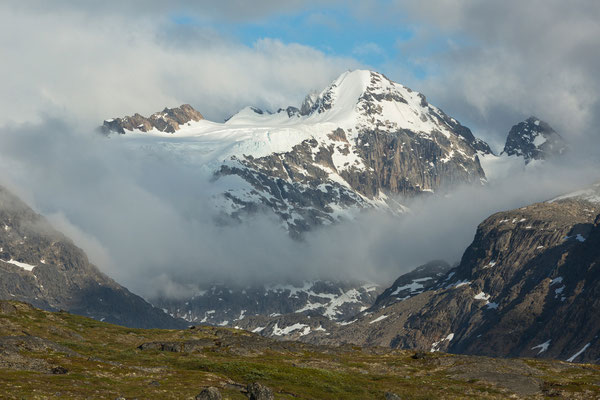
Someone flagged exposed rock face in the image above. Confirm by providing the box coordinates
[502,117,567,162]
[152,281,381,327]
[0,186,186,329]
[299,184,600,363]
[102,104,203,134]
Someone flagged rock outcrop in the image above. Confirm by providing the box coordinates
[102,104,204,134]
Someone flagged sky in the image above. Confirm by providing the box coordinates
[1,1,598,149]
[0,1,599,298]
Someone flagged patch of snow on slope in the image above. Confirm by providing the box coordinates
[567,343,591,362]
[369,315,389,324]
[474,292,491,302]
[430,333,455,352]
[272,322,311,336]
[1,259,35,271]
[390,277,432,295]
[531,340,551,354]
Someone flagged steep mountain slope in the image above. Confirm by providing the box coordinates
[152,281,381,326]
[0,186,186,329]
[502,117,567,162]
[293,184,600,363]
[104,70,492,235]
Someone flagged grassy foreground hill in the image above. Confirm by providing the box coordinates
[1,301,600,399]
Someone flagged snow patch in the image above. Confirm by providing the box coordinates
[567,343,591,362]
[430,333,455,352]
[369,315,389,324]
[1,259,36,271]
[531,340,551,354]
[272,322,311,336]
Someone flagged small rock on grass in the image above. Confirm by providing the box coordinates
[195,386,222,400]
[247,382,274,400]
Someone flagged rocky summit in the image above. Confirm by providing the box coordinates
[103,70,494,236]
[502,116,568,163]
[101,104,204,134]
[0,186,186,329]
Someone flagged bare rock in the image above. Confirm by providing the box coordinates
[195,387,222,400]
[247,382,274,400]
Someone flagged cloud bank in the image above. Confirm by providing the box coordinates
[0,1,598,300]
[0,2,355,126]
[0,118,598,300]
[383,0,600,152]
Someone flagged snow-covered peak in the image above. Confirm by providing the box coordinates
[105,70,492,235]
[501,117,567,163]
[301,71,494,154]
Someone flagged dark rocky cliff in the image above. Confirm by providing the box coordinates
[0,186,187,329]
[502,117,567,162]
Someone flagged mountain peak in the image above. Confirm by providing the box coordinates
[101,104,204,134]
[501,116,567,162]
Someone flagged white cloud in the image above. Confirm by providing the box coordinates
[382,0,600,150]
[0,4,357,126]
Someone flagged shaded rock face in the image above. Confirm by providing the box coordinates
[0,186,186,329]
[303,187,600,363]
[152,281,381,327]
[102,104,203,134]
[502,116,567,162]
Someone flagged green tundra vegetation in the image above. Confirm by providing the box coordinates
[1,301,599,399]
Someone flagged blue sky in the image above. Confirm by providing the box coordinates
[171,5,434,80]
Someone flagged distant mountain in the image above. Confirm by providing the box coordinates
[0,186,187,329]
[501,117,567,163]
[477,116,568,180]
[102,70,493,236]
[152,280,381,326]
